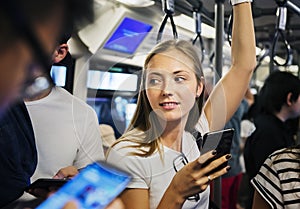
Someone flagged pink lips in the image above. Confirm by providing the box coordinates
[159,102,180,110]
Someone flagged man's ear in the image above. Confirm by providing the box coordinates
[286,92,293,106]
[52,43,69,64]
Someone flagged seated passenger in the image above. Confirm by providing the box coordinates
[106,1,256,209]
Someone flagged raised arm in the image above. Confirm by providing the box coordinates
[204,2,256,131]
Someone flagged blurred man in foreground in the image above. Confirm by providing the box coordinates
[0,0,93,207]
[0,0,93,115]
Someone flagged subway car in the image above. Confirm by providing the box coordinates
[54,0,300,137]
[53,0,300,209]
[45,1,299,208]
[2,0,300,209]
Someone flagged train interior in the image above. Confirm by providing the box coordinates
[13,1,300,208]
[50,0,300,139]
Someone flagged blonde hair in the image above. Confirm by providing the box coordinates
[110,40,205,158]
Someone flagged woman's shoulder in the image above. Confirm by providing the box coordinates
[108,128,149,154]
[109,139,141,153]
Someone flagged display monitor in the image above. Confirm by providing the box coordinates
[50,65,67,87]
[87,70,138,92]
[103,17,153,54]
[49,52,75,93]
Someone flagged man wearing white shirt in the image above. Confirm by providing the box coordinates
[24,35,104,195]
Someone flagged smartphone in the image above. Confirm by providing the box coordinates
[36,161,131,209]
[25,178,69,193]
[201,128,234,173]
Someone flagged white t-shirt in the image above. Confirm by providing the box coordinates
[25,87,104,181]
[106,113,210,209]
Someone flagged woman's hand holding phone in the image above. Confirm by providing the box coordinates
[200,128,234,174]
[168,150,231,203]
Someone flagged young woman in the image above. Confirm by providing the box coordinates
[106,1,256,209]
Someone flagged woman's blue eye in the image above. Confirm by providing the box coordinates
[149,78,160,85]
[175,77,185,82]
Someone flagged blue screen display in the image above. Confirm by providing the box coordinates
[50,65,67,87]
[104,17,152,54]
[36,162,131,209]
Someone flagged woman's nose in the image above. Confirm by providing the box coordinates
[162,91,173,97]
[161,81,174,96]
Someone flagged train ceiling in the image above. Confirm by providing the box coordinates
[152,0,300,65]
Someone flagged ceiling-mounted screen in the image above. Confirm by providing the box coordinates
[87,70,138,92]
[103,17,153,54]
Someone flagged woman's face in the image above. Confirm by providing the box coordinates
[145,49,203,124]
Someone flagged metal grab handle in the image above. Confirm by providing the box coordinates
[271,29,292,67]
[192,9,205,63]
[270,5,292,69]
[156,0,178,43]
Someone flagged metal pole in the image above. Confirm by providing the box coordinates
[213,0,225,208]
[214,0,224,83]
[287,1,300,16]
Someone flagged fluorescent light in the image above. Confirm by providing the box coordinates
[173,14,215,39]
[256,47,262,56]
[116,0,154,7]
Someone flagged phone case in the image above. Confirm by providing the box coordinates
[25,178,69,192]
[201,128,234,174]
[201,128,234,155]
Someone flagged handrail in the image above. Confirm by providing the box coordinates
[157,0,178,43]
[191,1,205,63]
[286,0,300,15]
[269,0,300,71]
[269,4,292,71]
[227,12,233,46]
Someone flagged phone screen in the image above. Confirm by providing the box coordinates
[36,161,131,209]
